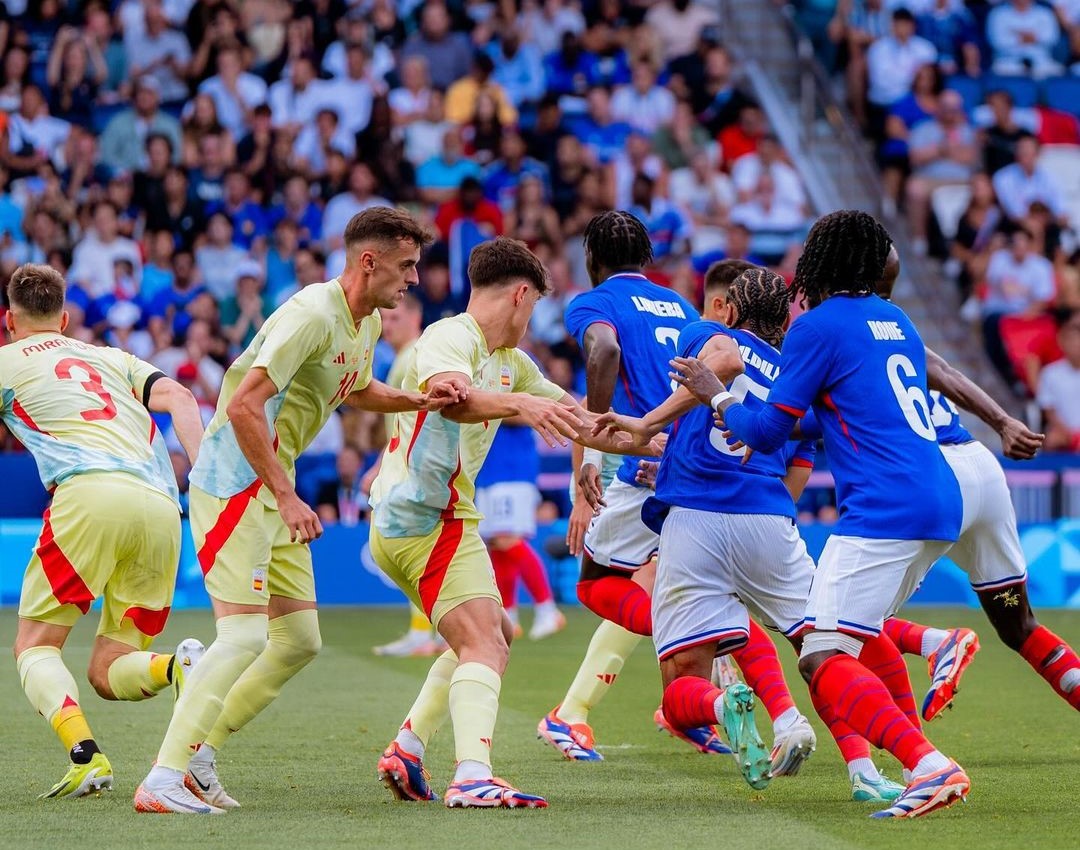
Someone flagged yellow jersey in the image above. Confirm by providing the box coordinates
[0,332,177,503]
[370,313,563,538]
[190,279,380,505]
[383,336,418,438]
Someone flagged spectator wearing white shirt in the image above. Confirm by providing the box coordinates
[195,212,250,301]
[992,134,1066,223]
[317,43,376,136]
[730,134,808,213]
[669,147,735,254]
[197,44,268,139]
[982,228,1056,381]
[292,108,356,179]
[321,13,395,86]
[404,90,453,168]
[5,86,71,175]
[68,201,142,300]
[267,54,327,132]
[729,172,809,261]
[389,56,432,127]
[322,162,392,251]
[518,0,586,56]
[611,131,666,210]
[988,0,1063,78]
[124,0,191,104]
[612,61,677,135]
[645,0,721,62]
[866,7,937,126]
[1038,309,1080,450]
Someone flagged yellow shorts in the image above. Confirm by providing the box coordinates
[19,472,181,649]
[190,483,315,606]
[370,519,500,629]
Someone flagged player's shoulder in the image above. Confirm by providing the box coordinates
[678,319,731,356]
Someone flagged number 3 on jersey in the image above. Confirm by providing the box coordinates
[55,357,117,422]
[886,354,936,441]
[655,327,681,391]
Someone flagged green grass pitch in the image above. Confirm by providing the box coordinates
[1,607,1077,850]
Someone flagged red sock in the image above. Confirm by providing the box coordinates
[882,617,928,657]
[731,621,795,722]
[509,541,554,604]
[858,632,921,730]
[810,680,872,763]
[577,576,652,636]
[810,653,934,771]
[662,676,722,730]
[490,548,520,609]
[1020,626,1080,710]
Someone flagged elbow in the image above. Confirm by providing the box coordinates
[587,339,621,373]
[226,393,259,426]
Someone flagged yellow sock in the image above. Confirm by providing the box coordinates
[157,613,268,771]
[400,649,458,747]
[17,646,95,757]
[449,661,501,769]
[409,604,431,634]
[203,610,321,752]
[560,620,642,724]
[106,652,172,701]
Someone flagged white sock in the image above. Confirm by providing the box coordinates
[146,764,184,786]
[395,727,425,759]
[712,694,725,725]
[408,628,430,639]
[772,706,801,735]
[535,599,558,616]
[506,607,519,626]
[190,744,215,767]
[453,759,490,782]
[921,628,950,658]
[912,750,951,778]
[848,758,882,782]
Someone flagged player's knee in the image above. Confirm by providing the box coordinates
[217,613,270,660]
[87,662,117,701]
[993,610,1038,652]
[270,610,322,664]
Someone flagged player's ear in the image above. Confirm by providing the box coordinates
[60,311,69,333]
[5,310,14,335]
[514,283,529,306]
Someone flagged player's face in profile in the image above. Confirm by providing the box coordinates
[369,239,422,308]
[508,281,542,344]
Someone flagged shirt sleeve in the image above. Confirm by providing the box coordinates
[765,318,832,417]
[415,321,476,389]
[563,291,614,348]
[789,438,817,469]
[353,314,380,393]
[510,350,565,400]
[251,306,332,391]
[122,351,166,404]
[799,407,823,441]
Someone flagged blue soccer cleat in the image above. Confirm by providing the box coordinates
[537,707,604,761]
[870,761,970,819]
[444,777,548,809]
[377,742,437,801]
[653,708,732,755]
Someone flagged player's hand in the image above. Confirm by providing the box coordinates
[636,460,659,490]
[577,462,606,510]
[670,356,726,406]
[359,465,378,497]
[592,409,655,449]
[278,491,323,544]
[518,395,584,448]
[566,496,596,556]
[999,416,1044,460]
[423,378,469,411]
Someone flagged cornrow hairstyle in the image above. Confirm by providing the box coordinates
[582,210,654,276]
[791,210,893,309]
[727,267,790,348]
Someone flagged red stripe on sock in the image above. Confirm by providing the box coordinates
[810,680,871,762]
[859,633,921,729]
[37,508,95,613]
[662,676,722,730]
[1020,626,1080,710]
[577,576,652,635]
[731,620,795,722]
[810,654,934,771]
[196,480,262,576]
[882,617,928,657]
[510,541,554,604]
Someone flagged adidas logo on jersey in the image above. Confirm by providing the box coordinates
[867,320,906,341]
[332,352,346,365]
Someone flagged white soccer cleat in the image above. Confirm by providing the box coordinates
[529,607,566,641]
[134,770,225,814]
[172,638,206,701]
[186,749,241,810]
[373,631,442,657]
[769,714,816,777]
[711,655,742,689]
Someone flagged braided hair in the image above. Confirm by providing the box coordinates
[728,267,790,347]
[791,210,893,308]
[582,211,654,276]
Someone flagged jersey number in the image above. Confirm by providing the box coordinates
[886,354,935,441]
[655,327,681,391]
[55,358,117,422]
[330,370,360,405]
[708,373,768,457]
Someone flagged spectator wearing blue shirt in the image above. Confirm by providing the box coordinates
[145,247,207,341]
[268,174,323,245]
[585,34,633,90]
[188,131,228,206]
[416,126,483,206]
[691,221,768,275]
[140,229,177,306]
[543,32,595,99]
[567,88,633,164]
[206,169,269,251]
[483,131,550,213]
[917,0,981,77]
[488,28,545,111]
[629,174,693,264]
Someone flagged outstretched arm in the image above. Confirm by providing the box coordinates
[147,376,203,466]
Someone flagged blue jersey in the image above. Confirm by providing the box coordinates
[653,322,815,520]
[765,295,961,542]
[475,423,539,487]
[930,391,974,445]
[564,273,699,487]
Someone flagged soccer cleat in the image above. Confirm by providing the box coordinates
[537,707,603,761]
[40,752,113,799]
[377,742,437,802]
[711,654,742,689]
[134,776,225,814]
[171,638,205,702]
[444,777,548,809]
[185,755,241,809]
[768,714,816,777]
[653,708,732,755]
[720,683,771,791]
[529,608,567,641]
[851,772,905,802]
[373,631,443,657]
[870,761,970,819]
[923,628,980,722]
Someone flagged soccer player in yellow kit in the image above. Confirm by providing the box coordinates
[372,238,650,809]
[136,208,466,814]
[2,264,204,799]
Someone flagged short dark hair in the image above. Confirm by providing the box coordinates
[468,237,550,294]
[704,258,758,293]
[583,211,653,273]
[8,264,66,319]
[343,207,433,252]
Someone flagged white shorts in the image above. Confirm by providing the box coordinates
[653,508,814,662]
[583,478,658,571]
[806,535,953,638]
[941,442,1028,591]
[476,482,540,539]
